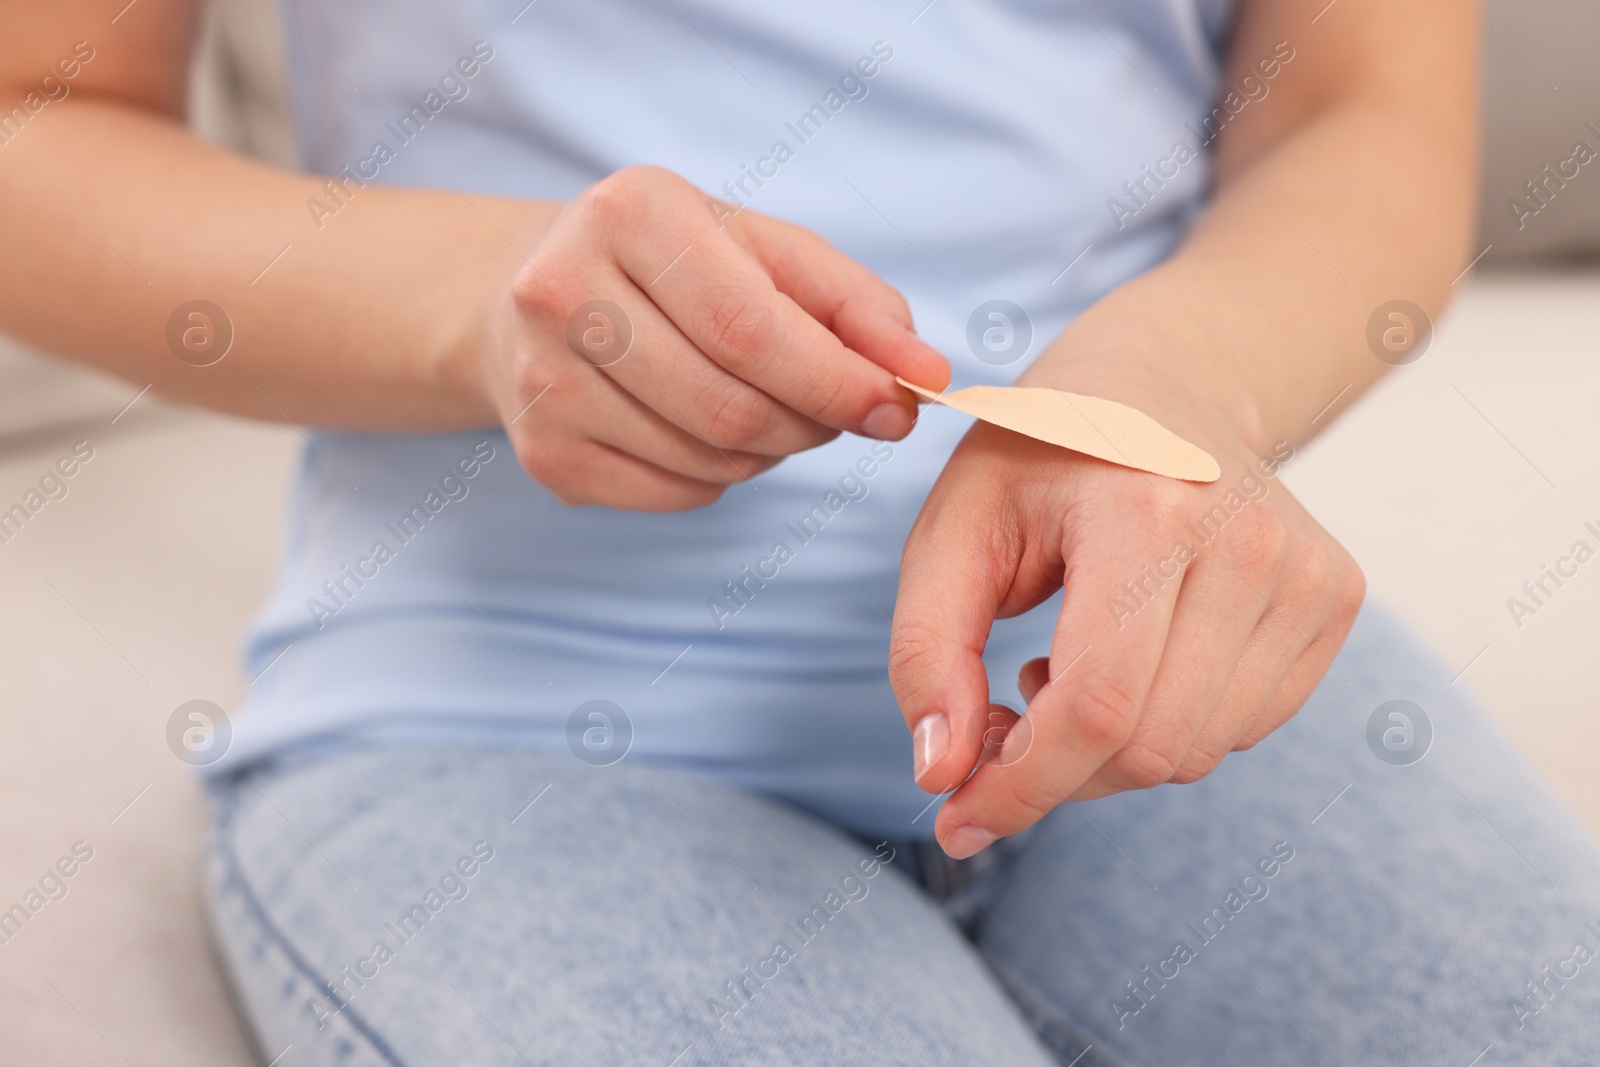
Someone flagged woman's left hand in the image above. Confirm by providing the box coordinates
[888,349,1366,859]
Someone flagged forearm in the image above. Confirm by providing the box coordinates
[1025,1,1478,457]
[0,99,557,427]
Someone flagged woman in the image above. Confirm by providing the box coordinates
[4,0,1598,1063]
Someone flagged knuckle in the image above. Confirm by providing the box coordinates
[616,163,680,192]
[1000,785,1058,828]
[955,780,1055,838]
[1067,676,1142,750]
[658,482,726,511]
[1265,563,1328,623]
[1292,542,1337,597]
[1107,740,1181,790]
[700,379,775,450]
[521,441,595,507]
[1170,750,1222,785]
[1286,543,1365,622]
[510,258,569,317]
[744,453,786,478]
[511,435,549,481]
[701,451,777,485]
[1127,475,1192,514]
[582,167,660,229]
[790,364,851,424]
[886,621,942,691]
[551,487,592,507]
[705,292,777,368]
[508,347,556,399]
[1340,558,1369,614]
[704,453,770,486]
[592,164,646,198]
[514,282,602,360]
[687,483,727,508]
[509,265,542,312]
[1228,505,1290,576]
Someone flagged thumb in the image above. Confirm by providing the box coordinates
[889,492,1010,793]
[1018,657,1051,705]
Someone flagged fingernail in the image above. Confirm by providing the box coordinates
[912,712,948,784]
[861,401,910,440]
[941,824,997,860]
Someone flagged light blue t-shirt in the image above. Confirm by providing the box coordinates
[222,0,1235,836]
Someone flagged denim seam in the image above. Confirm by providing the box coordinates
[214,783,413,1067]
[983,955,1130,1067]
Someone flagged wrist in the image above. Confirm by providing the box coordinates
[1017,277,1271,461]
[435,197,564,426]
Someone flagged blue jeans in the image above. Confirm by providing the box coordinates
[205,608,1600,1065]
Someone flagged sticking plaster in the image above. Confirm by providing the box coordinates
[896,377,1221,483]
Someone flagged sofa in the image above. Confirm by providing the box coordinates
[2,1,1597,1061]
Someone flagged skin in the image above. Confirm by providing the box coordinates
[893,0,1478,856]
[1,0,1477,856]
[0,2,949,509]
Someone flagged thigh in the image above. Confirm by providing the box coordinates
[976,605,1600,1067]
[205,744,1057,1067]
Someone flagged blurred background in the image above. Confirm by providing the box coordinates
[2,2,1598,1063]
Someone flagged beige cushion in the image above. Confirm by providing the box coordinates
[4,0,1596,442]
[3,4,1599,1062]
[0,340,138,439]
[4,269,1600,1067]
[1478,0,1600,260]
[0,0,294,445]
[190,0,1600,263]
[0,406,293,1065]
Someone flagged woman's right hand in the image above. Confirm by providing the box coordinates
[479,165,950,510]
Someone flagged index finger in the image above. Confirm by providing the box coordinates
[932,512,1183,857]
[612,206,933,440]
[889,486,1011,795]
[739,217,952,393]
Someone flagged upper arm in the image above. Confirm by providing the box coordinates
[0,0,202,116]
[1212,0,1478,181]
